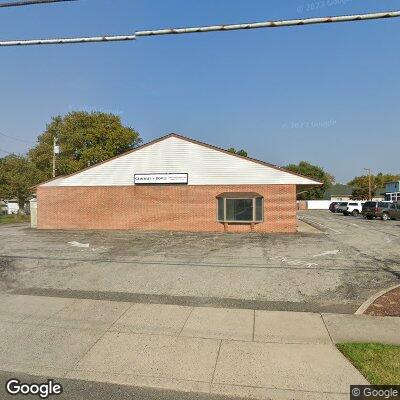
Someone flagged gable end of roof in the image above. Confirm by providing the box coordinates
[35,133,323,187]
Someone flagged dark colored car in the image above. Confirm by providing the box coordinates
[362,201,392,220]
[329,202,340,213]
[388,203,400,220]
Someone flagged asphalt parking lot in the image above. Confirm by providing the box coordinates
[0,210,399,314]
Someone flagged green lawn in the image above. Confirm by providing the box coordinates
[337,343,400,385]
[0,214,30,224]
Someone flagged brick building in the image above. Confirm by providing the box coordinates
[35,134,321,233]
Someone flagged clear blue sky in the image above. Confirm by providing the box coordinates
[0,0,399,183]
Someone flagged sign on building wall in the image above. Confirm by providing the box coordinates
[134,173,188,185]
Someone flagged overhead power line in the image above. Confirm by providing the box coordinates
[0,10,399,46]
[135,10,400,36]
[0,0,77,8]
[0,131,33,145]
[0,34,137,46]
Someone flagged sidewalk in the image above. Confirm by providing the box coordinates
[1,294,399,400]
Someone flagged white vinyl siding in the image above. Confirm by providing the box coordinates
[42,136,320,187]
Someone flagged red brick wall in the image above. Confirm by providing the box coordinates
[37,185,297,233]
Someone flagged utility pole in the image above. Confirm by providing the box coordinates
[364,168,372,200]
[53,136,59,178]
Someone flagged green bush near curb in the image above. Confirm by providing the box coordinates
[337,343,400,385]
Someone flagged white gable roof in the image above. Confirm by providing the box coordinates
[41,134,321,187]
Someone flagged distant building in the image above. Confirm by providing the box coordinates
[324,184,353,202]
[385,181,400,202]
[331,195,351,202]
[0,199,31,215]
[325,183,384,202]
[0,199,20,215]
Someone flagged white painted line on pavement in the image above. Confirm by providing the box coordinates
[313,250,340,258]
[68,241,90,248]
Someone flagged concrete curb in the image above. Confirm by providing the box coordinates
[296,219,324,234]
[355,284,400,315]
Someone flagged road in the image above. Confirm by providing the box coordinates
[299,210,400,273]
[0,211,399,313]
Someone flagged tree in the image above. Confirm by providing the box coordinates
[29,111,142,178]
[284,161,334,200]
[350,187,370,200]
[375,173,400,188]
[228,148,248,157]
[0,155,43,212]
[348,175,374,200]
[348,172,400,200]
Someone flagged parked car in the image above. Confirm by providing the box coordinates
[329,202,340,213]
[342,201,365,216]
[335,202,349,213]
[362,201,392,220]
[336,201,364,215]
[388,203,400,220]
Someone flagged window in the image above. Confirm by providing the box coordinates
[255,197,263,221]
[226,199,253,221]
[217,193,264,223]
[217,198,224,221]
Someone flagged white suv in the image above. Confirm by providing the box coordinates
[338,201,365,216]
